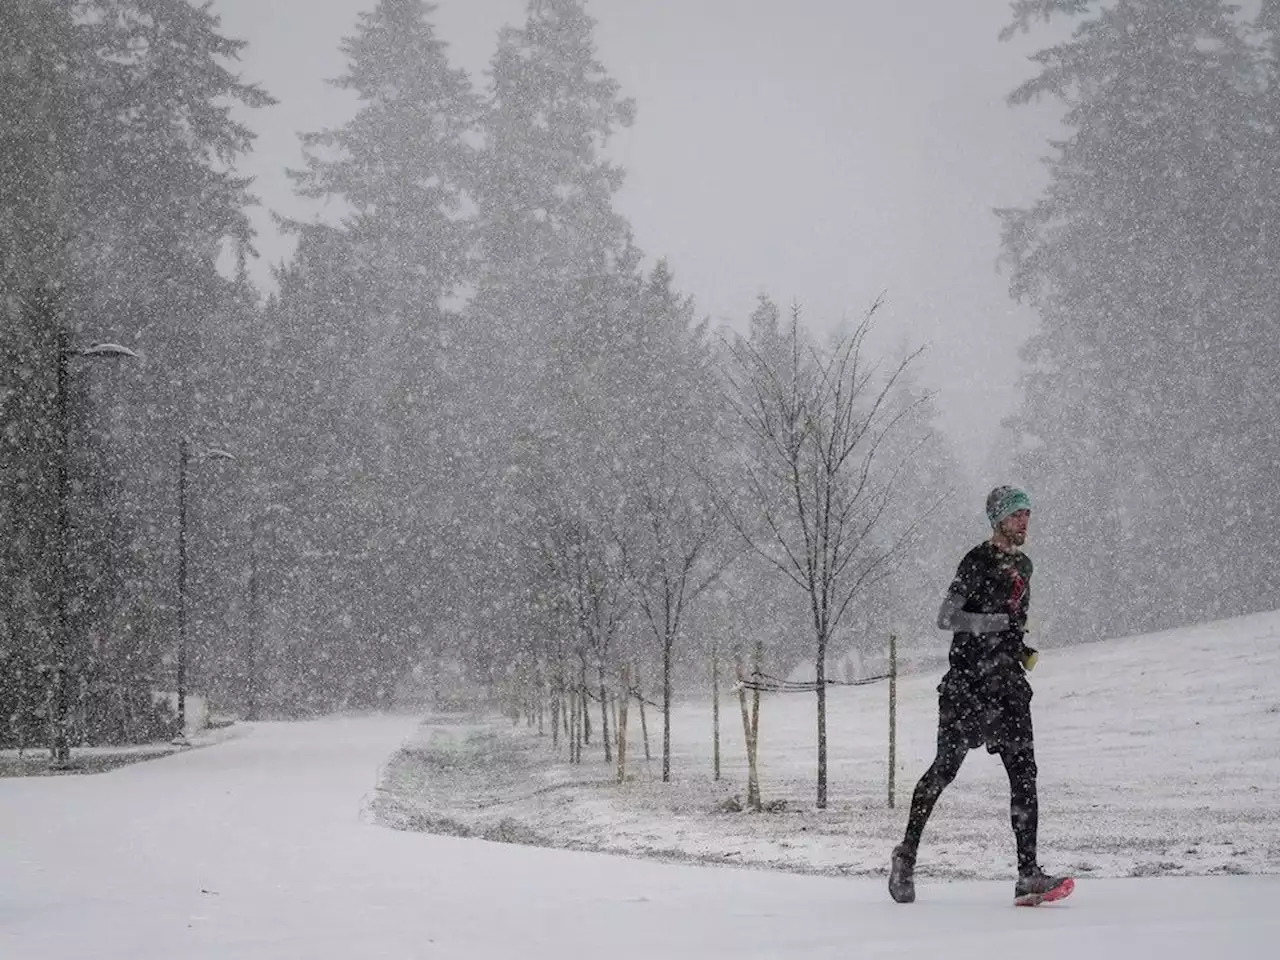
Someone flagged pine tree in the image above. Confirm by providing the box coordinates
[476,0,634,280]
[2,0,271,744]
[1231,1,1280,611]
[463,0,636,454]
[612,262,730,782]
[1000,0,1262,640]
[447,0,639,707]
[263,0,480,711]
[1,7,77,718]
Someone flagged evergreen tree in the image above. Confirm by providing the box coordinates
[463,0,636,470]
[444,0,639,705]
[261,0,479,711]
[1,0,271,744]
[612,262,730,781]
[999,1,1264,641]
[1231,0,1280,610]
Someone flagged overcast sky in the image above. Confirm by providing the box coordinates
[210,0,1065,482]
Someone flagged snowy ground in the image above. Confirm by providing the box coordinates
[0,724,240,777]
[2,712,1277,957]
[377,610,1280,883]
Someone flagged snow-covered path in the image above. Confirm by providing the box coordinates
[2,717,1274,959]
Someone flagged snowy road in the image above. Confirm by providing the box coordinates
[2,717,1274,959]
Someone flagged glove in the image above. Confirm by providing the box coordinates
[1021,646,1039,671]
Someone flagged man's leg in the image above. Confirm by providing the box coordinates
[890,724,968,902]
[996,726,1038,875]
[901,722,969,855]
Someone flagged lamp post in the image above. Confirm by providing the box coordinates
[175,440,235,743]
[51,341,138,769]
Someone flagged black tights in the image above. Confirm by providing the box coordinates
[902,725,1038,874]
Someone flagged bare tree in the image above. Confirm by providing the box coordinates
[734,640,764,811]
[569,528,630,764]
[723,300,929,809]
[621,469,733,782]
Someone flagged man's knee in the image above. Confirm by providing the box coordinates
[1000,744,1037,783]
[929,748,966,789]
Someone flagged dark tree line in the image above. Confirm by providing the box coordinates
[1,0,973,765]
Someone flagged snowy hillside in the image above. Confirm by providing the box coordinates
[377,609,1280,881]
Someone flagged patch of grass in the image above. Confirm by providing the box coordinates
[399,727,534,775]
[390,808,551,847]
[0,748,180,778]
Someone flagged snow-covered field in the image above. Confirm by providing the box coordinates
[2,611,1278,958]
[377,610,1280,883]
[1,715,1277,957]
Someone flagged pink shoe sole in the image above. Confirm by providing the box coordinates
[1014,876,1075,907]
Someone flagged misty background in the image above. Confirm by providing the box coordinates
[214,0,1064,474]
[2,0,1276,750]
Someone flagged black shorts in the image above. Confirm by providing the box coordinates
[937,661,1034,754]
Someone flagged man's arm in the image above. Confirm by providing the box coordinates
[936,592,1010,635]
[936,551,1011,635]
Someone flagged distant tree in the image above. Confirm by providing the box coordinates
[613,263,735,783]
[724,301,927,808]
[1000,0,1272,641]
[1,0,270,746]
[262,0,478,710]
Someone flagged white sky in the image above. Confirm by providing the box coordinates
[210,0,1066,479]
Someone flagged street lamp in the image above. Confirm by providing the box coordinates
[51,341,139,769]
[175,440,236,743]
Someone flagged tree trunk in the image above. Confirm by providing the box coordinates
[616,664,630,784]
[637,691,650,768]
[569,690,579,763]
[816,627,828,809]
[537,671,545,736]
[550,683,560,749]
[751,640,762,806]
[662,635,673,782]
[561,665,570,739]
[888,633,898,809]
[598,660,612,763]
[711,639,721,782]
[736,656,761,812]
[538,667,546,735]
[632,662,651,762]
[580,657,591,745]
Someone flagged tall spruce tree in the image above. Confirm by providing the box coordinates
[464,0,635,456]
[1,0,271,744]
[262,0,479,711]
[1233,1,1280,612]
[1000,0,1264,641]
[449,0,638,696]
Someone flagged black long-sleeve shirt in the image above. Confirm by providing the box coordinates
[937,541,1033,673]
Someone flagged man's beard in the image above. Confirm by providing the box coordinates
[998,522,1027,547]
